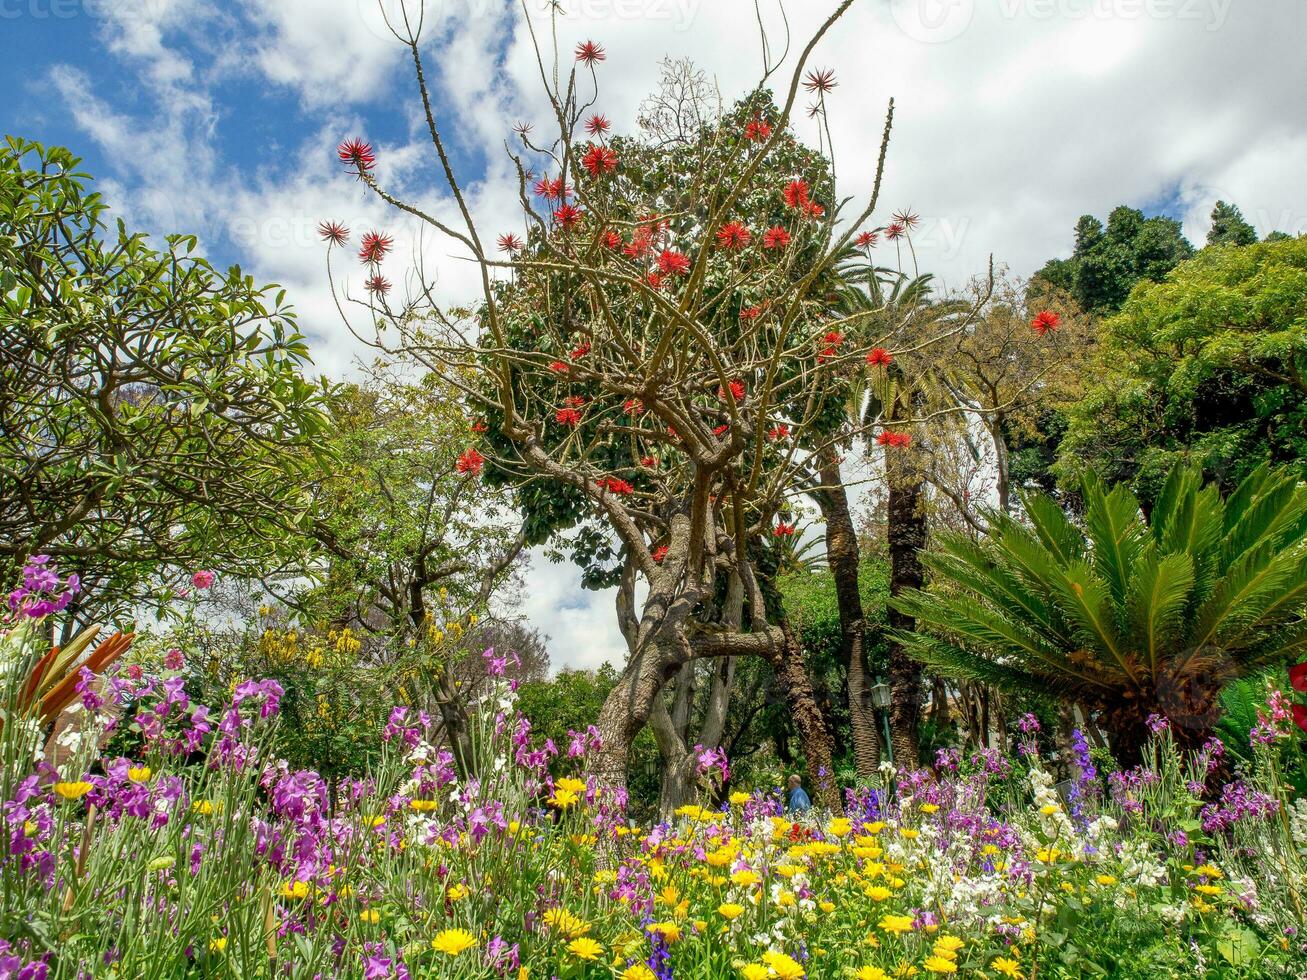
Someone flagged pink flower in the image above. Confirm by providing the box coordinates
[191,570,215,590]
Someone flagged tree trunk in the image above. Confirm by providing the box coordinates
[812,453,881,778]
[886,467,926,768]
[774,619,842,813]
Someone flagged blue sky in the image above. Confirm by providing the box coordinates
[6,0,1306,669]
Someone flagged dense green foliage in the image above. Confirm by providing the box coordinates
[1057,235,1307,500]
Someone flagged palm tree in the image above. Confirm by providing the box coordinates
[890,463,1307,762]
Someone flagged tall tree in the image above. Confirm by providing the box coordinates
[1206,200,1258,247]
[327,1,881,807]
[0,138,329,629]
[1034,205,1194,315]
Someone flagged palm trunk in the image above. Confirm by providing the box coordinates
[774,619,842,813]
[812,452,881,778]
[886,467,926,768]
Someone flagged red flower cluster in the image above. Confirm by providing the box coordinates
[713,423,730,437]
[640,455,657,468]
[783,180,810,210]
[866,347,893,367]
[534,175,567,200]
[740,305,763,321]
[623,398,645,416]
[877,431,912,448]
[569,342,591,360]
[497,233,524,254]
[602,230,624,251]
[774,522,796,537]
[596,476,634,495]
[646,272,664,290]
[763,227,791,250]
[470,419,488,434]
[744,116,772,142]
[358,231,394,265]
[716,222,752,250]
[337,138,375,174]
[456,448,485,476]
[818,330,844,363]
[365,275,391,296]
[767,424,790,441]
[555,407,583,427]
[855,230,879,248]
[548,360,569,374]
[1031,310,1061,336]
[624,219,666,258]
[652,545,669,563]
[803,68,838,94]
[586,114,611,136]
[657,249,691,276]
[582,144,618,176]
[575,40,606,65]
[1289,662,1307,733]
[318,221,349,245]
[885,221,906,241]
[719,379,746,402]
[553,204,583,230]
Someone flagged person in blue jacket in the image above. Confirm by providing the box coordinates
[786,773,812,814]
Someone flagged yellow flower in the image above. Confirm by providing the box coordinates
[819,901,836,914]
[933,936,964,957]
[762,951,805,979]
[447,883,469,901]
[192,799,215,815]
[1040,804,1059,816]
[209,937,227,953]
[53,781,92,800]
[278,880,310,900]
[864,886,893,902]
[919,804,939,814]
[1194,863,1223,879]
[127,766,152,783]
[741,966,769,980]
[731,869,762,888]
[923,955,957,974]
[431,929,477,956]
[992,956,1023,979]
[857,969,889,980]
[566,937,603,961]
[1194,884,1221,896]
[730,791,751,806]
[543,908,590,938]
[555,777,588,794]
[549,789,579,809]
[359,909,380,924]
[1095,874,1118,886]
[898,828,919,840]
[1034,848,1061,863]
[647,921,682,943]
[879,914,915,935]
[827,817,853,837]
[622,967,656,980]
[409,799,438,812]
[718,902,745,920]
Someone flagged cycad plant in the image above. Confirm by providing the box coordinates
[891,463,1307,762]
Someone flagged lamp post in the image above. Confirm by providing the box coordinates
[870,681,893,767]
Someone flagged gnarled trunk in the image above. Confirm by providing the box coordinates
[812,452,881,778]
[774,619,842,813]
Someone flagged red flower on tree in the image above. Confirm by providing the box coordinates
[802,201,825,220]
[553,204,583,230]
[582,144,618,176]
[763,226,791,250]
[623,398,645,416]
[877,431,912,448]
[569,342,591,360]
[767,424,790,441]
[657,249,691,276]
[1031,310,1061,336]
[783,180,810,210]
[713,423,730,437]
[740,305,763,321]
[885,221,906,241]
[866,347,893,367]
[818,330,844,363]
[364,275,391,295]
[555,407,583,427]
[597,476,634,495]
[575,40,606,65]
[716,222,752,249]
[744,116,772,142]
[893,209,921,229]
[548,360,570,374]
[855,230,879,248]
[456,448,485,476]
[719,379,746,402]
[534,176,566,199]
[640,455,657,468]
[646,271,664,290]
[318,221,349,245]
[337,138,375,174]
[774,522,797,537]
[802,68,838,93]
[652,544,669,563]
[602,230,624,251]
[358,231,394,264]
[470,419,488,434]
[497,233,524,253]
[585,114,611,136]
